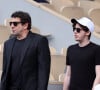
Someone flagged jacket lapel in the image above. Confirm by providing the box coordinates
[6,38,16,75]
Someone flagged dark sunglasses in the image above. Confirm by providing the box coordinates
[9,22,22,26]
[73,28,82,33]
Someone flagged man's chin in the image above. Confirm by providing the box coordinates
[11,33,17,36]
[75,39,80,42]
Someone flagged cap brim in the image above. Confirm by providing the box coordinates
[71,18,78,24]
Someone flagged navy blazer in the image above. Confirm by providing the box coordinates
[1,31,51,90]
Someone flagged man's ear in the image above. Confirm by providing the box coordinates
[23,23,28,30]
[86,31,91,36]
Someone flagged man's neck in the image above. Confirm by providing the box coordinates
[79,40,90,47]
[17,30,29,40]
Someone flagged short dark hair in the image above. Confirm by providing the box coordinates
[11,11,31,30]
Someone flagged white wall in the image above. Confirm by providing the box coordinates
[0,0,100,53]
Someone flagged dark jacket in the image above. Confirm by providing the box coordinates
[0,31,51,90]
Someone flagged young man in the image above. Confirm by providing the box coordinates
[63,17,100,90]
[0,11,51,90]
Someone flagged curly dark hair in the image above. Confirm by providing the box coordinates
[11,11,31,30]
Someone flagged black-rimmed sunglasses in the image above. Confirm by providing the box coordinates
[9,22,22,26]
[73,28,82,33]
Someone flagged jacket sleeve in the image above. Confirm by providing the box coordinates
[37,37,51,90]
